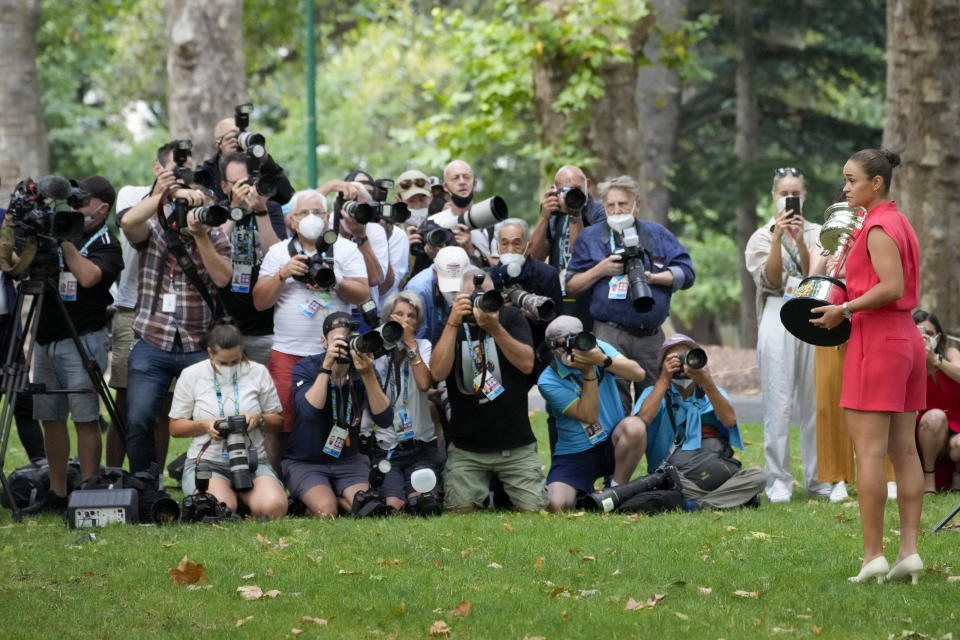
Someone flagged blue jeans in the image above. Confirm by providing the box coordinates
[125,339,206,473]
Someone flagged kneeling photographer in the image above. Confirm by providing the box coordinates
[169,318,287,520]
[537,316,647,512]
[634,334,764,510]
[360,291,442,514]
[14,176,124,514]
[283,312,393,518]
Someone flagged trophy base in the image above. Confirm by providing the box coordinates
[780,275,851,347]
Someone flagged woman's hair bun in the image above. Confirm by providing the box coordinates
[882,148,901,169]
[211,315,238,328]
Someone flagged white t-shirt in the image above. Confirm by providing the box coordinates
[258,236,367,356]
[114,185,152,309]
[361,338,434,448]
[363,222,390,308]
[170,359,283,463]
[382,224,411,299]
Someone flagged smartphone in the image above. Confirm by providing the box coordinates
[785,196,801,218]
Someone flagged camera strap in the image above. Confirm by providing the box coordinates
[329,380,353,428]
[163,227,221,316]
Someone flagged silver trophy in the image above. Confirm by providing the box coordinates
[780,202,866,346]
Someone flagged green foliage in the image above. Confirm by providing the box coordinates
[669,228,741,326]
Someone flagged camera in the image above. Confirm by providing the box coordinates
[581,467,682,513]
[359,298,379,328]
[167,199,229,231]
[405,466,442,517]
[377,320,404,352]
[6,176,85,247]
[410,220,456,257]
[66,185,91,211]
[170,139,195,184]
[351,459,393,518]
[181,461,237,524]
[432,196,508,231]
[291,229,339,289]
[243,149,277,199]
[551,331,597,354]
[464,273,502,325]
[505,286,556,323]
[672,348,707,379]
[550,186,586,214]
[612,226,654,313]
[344,329,385,356]
[343,200,410,225]
[213,414,255,492]
[234,103,266,158]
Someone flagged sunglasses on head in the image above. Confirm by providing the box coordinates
[774,167,802,178]
[398,177,428,190]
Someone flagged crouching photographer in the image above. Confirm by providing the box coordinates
[283,312,393,517]
[537,316,647,511]
[169,319,286,519]
[634,334,764,510]
[360,291,443,514]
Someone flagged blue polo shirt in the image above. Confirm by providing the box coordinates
[404,267,451,342]
[634,384,744,474]
[537,340,625,456]
[565,220,695,331]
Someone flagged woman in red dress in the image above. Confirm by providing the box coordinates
[913,309,960,493]
[811,148,925,584]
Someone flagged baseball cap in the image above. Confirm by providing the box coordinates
[396,169,431,201]
[322,311,358,336]
[544,315,584,345]
[77,176,116,209]
[434,246,470,293]
[657,333,701,367]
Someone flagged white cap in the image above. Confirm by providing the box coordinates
[434,246,470,293]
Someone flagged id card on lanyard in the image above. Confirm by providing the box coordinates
[463,323,505,402]
[386,359,415,441]
[231,225,256,294]
[58,227,108,301]
[323,383,352,458]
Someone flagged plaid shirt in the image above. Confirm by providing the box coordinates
[132,219,231,352]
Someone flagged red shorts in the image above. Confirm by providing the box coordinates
[840,310,926,412]
[268,350,305,433]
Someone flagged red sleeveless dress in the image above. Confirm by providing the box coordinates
[839,201,926,412]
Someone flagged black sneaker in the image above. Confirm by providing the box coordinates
[20,492,69,516]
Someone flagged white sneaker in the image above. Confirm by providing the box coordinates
[768,488,792,503]
[829,481,848,503]
[887,481,897,500]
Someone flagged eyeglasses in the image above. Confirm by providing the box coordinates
[398,177,428,191]
[774,167,802,177]
[294,208,326,218]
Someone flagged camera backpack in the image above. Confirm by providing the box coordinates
[1,459,81,509]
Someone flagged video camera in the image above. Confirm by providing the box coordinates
[409,220,456,257]
[612,226,654,313]
[213,414,258,492]
[549,186,587,215]
[6,176,85,243]
[291,229,339,289]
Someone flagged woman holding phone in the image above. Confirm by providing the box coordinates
[745,167,830,503]
[811,148,925,584]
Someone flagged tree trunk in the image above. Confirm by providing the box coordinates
[166,0,246,163]
[884,0,960,337]
[0,0,48,203]
[734,0,758,348]
[636,0,689,227]
[532,2,653,187]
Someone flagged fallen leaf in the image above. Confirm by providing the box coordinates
[568,547,580,555]
[169,556,207,585]
[264,589,281,598]
[582,555,596,562]
[301,616,328,625]
[813,625,822,634]
[460,547,475,559]
[725,526,738,532]
[502,523,514,532]
[624,597,644,611]
[523,637,547,640]
[579,589,598,598]
[750,531,771,540]
[256,533,271,545]
[612,569,620,576]
[236,616,253,627]
[676,612,690,620]
[186,584,213,591]
[567,511,585,518]
[561,611,569,619]
[429,620,452,637]
[646,593,666,608]
[291,629,303,636]
[337,569,360,576]
[771,627,795,634]
[487,562,503,569]
[534,556,544,568]
[395,603,405,615]
[276,538,289,550]
[265,569,274,577]
[947,576,960,582]
[550,586,571,598]
[734,590,764,599]
[242,573,255,580]
[452,600,472,617]
[698,587,712,595]
[162,542,177,548]
[237,585,264,600]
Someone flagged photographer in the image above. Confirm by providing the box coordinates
[22,176,123,514]
[216,151,285,365]
[538,316,647,511]
[252,190,368,469]
[283,312,393,517]
[199,115,294,204]
[405,246,470,342]
[431,270,548,512]
[635,334,764,510]
[565,176,694,410]
[437,159,496,267]
[361,291,441,511]
[333,170,391,307]
[119,175,233,475]
[168,318,286,519]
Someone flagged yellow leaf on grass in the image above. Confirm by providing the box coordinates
[242,573,255,579]
[582,555,596,562]
[395,603,405,615]
[291,629,303,636]
[276,537,290,550]
[947,576,960,582]
[676,612,690,620]
[235,616,253,627]
[429,620,452,637]
[265,569,274,577]
[263,589,281,598]
[488,562,503,569]
[646,593,666,608]
[502,523,514,532]
[256,533,271,545]
[725,526,738,532]
[461,547,475,559]
[698,587,712,595]
[534,557,544,568]
[452,600,472,617]
[169,556,207,585]
[237,585,263,600]
[751,531,771,540]
[624,597,644,611]
[734,589,763,599]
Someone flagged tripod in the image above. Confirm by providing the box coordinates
[0,277,124,521]
[933,501,960,533]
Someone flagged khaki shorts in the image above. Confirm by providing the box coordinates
[109,307,137,389]
[443,441,548,512]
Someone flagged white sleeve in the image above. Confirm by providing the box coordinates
[416,338,432,366]
[255,364,283,415]
[116,185,150,213]
[258,240,289,278]
[388,228,410,280]
[365,223,391,273]
[333,239,368,279]
[169,366,199,419]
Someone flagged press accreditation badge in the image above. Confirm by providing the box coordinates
[231,263,252,293]
[783,275,802,300]
[395,408,415,441]
[59,272,78,301]
[608,274,628,300]
[161,293,176,313]
[297,291,330,318]
[581,421,608,446]
[474,372,505,401]
[322,425,349,458]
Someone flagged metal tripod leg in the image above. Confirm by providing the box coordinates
[933,501,960,532]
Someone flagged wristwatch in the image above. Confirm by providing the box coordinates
[841,302,853,319]
[353,236,367,248]
[253,209,268,217]
[406,347,418,361]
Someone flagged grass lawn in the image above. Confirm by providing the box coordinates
[1,414,959,639]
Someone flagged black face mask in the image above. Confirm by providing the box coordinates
[428,194,446,215]
[450,190,474,209]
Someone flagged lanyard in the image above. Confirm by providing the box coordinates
[58,227,109,271]
[212,367,241,417]
[231,224,258,264]
[558,216,571,271]
[385,356,410,410]
[780,236,802,275]
[462,322,487,391]
[330,381,353,428]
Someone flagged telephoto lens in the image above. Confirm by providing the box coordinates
[193,204,230,227]
[216,414,253,492]
[675,348,707,372]
[253,173,278,198]
[559,186,586,211]
[564,331,597,353]
[458,196,508,230]
[583,468,681,513]
[305,257,336,289]
[347,330,385,355]
[382,202,410,224]
[378,320,404,350]
[345,201,379,224]
[508,288,556,323]
[624,257,654,312]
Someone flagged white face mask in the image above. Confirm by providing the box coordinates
[213,362,240,380]
[499,252,526,273]
[297,214,325,241]
[407,208,428,228]
[672,377,694,390]
[775,196,804,214]
[606,211,635,233]
[441,291,458,306]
